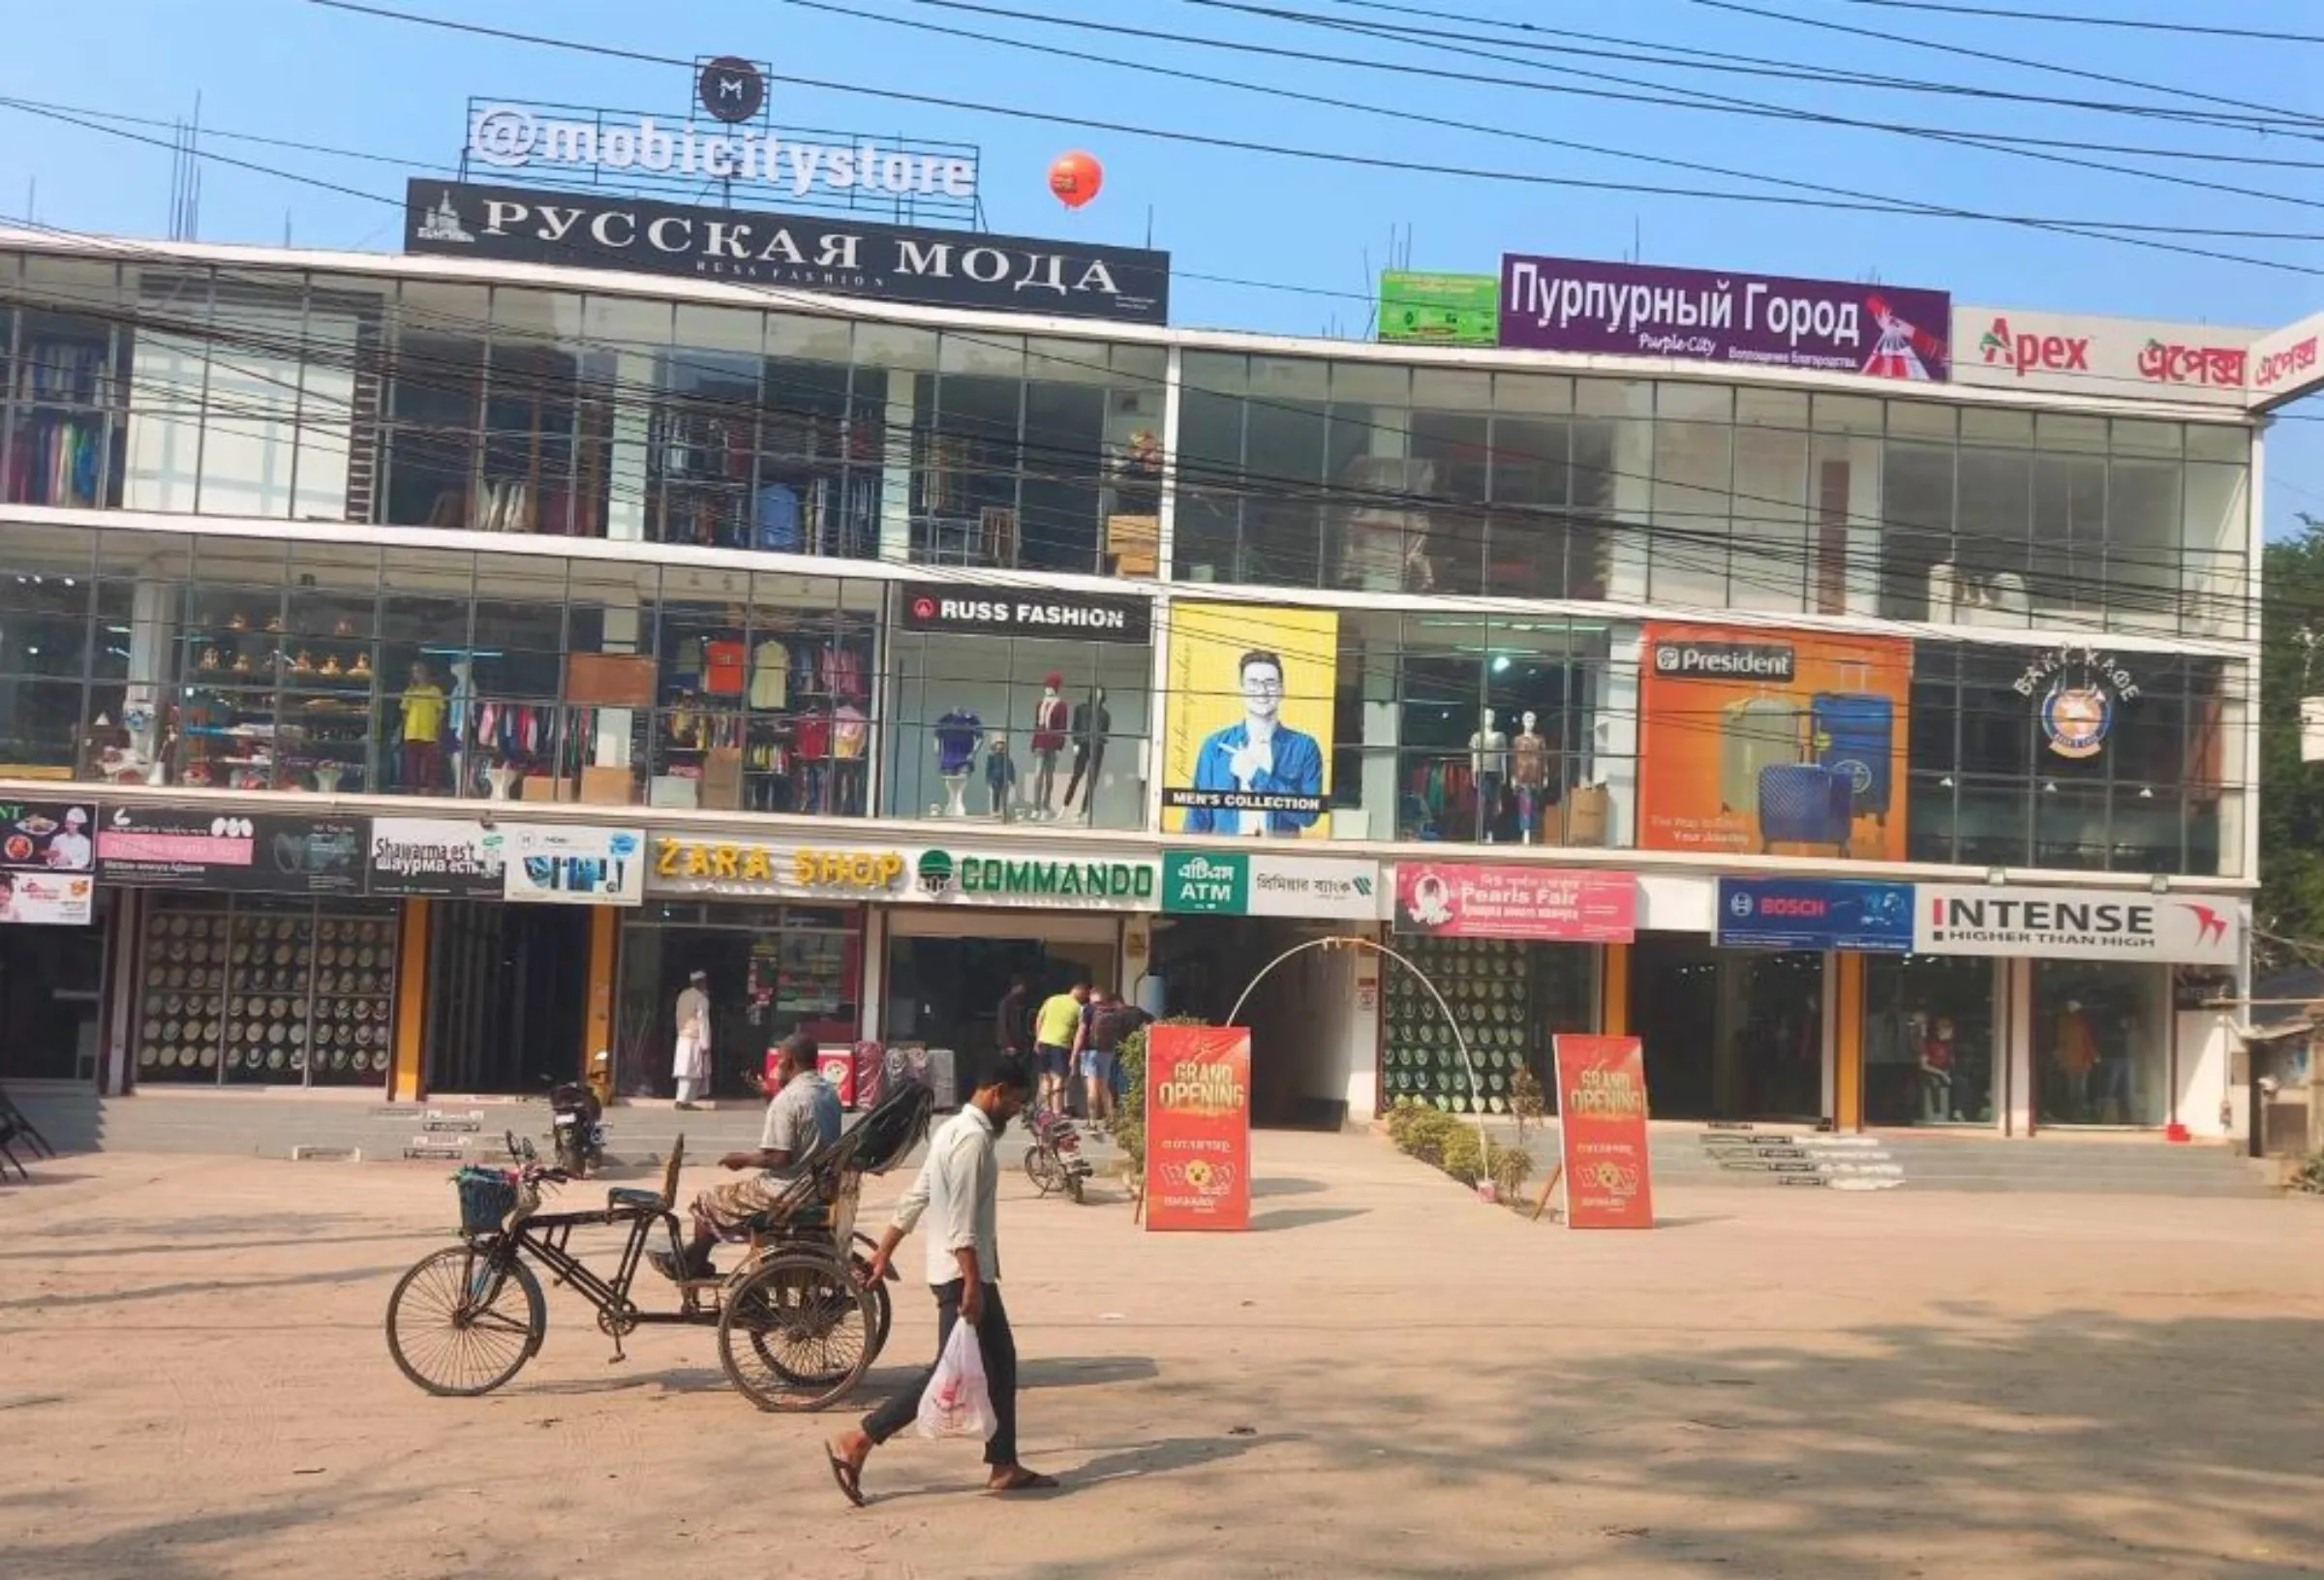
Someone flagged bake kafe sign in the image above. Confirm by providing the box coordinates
[897,585,1152,644]
[1954,307,2254,409]
[1914,886,2239,965]
[407,180,1171,325]
[2013,644,2140,760]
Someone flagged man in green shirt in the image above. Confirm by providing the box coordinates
[1032,982,1087,1114]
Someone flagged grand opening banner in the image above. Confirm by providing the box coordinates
[1145,1024,1252,1231]
[1501,256,1950,380]
[1551,1035,1655,1230]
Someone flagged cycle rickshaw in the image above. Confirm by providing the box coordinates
[383,1082,933,1412]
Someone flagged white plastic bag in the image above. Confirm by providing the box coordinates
[914,1317,997,1441]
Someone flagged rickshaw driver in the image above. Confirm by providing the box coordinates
[650,1030,841,1283]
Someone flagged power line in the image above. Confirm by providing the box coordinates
[1684,0,2324,136]
[1829,0,2324,46]
[830,0,2324,218]
[291,0,2324,278]
[1230,0,2324,137]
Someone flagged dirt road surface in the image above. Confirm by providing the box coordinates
[4,1134,2323,1579]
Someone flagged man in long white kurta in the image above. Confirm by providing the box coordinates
[673,969,713,1109]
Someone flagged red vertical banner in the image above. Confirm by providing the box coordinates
[1551,1035,1655,1230]
[1145,1024,1252,1231]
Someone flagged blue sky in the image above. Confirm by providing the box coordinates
[4,0,2320,532]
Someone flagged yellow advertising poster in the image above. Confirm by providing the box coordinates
[1162,602,1338,838]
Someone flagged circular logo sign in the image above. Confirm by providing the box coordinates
[915,849,957,897]
[698,57,766,124]
[911,595,937,621]
[2042,684,2112,760]
[1728,891,1755,918]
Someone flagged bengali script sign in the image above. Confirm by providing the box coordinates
[1393,863,1636,942]
[1144,1024,1252,1232]
[1552,1035,1654,1231]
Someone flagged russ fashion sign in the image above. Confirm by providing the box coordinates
[1913,885,2239,965]
[897,585,1151,644]
[407,180,1171,325]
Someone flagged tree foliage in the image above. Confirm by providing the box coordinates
[2258,518,2324,962]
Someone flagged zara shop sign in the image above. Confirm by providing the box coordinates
[407,180,1171,326]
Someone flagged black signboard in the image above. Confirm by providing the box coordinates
[897,584,1153,644]
[0,800,95,875]
[97,805,366,896]
[406,179,1171,325]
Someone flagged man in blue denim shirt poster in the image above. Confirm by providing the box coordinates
[1180,650,1324,836]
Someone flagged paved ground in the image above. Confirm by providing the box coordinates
[4,1135,2324,1580]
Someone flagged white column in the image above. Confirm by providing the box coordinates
[860,905,888,1044]
[1345,941,1383,1121]
[2003,957,2034,1137]
[1156,347,1181,578]
[1599,632,1639,850]
[879,372,915,566]
[605,349,653,544]
[1604,419,1654,602]
[595,602,638,769]
[1360,633,1397,842]
[1819,951,1839,1120]
[1145,590,1174,834]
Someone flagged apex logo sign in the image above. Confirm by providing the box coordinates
[1977,316,2091,377]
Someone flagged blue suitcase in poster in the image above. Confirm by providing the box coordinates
[1757,763,1853,855]
[1812,685,1894,821]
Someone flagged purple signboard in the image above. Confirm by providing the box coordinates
[1499,255,1951,381]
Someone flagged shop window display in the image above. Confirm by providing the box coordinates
[1379,933,1595,1113]
[615,903,862,1101]
[132,896,400,1089]
[1862,955,1998,1127]
[2033,958,2168,1128]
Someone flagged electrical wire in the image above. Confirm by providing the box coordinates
[288,0,2324,278]
[1828,1,2324,47]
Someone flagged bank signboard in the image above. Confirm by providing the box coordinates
[1715,877,1912,953]
[1912,885,2239,965]
[407,180,1171,325]
[1161,851,1380,919]
[1500,255,1950,380]
[1952,306,2253,409]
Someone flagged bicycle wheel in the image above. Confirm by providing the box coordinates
[718,1251,876,1412]
[384,1243,546,1397]
[1023,1143,1063,1196]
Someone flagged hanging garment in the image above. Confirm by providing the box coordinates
[933,711,982,775]
[832,704,869,760]
[703,641,747,697]
[749,640,789,711]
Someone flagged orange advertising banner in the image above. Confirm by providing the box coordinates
[1145,1024,1252,1231]
[1637,623,1911,862]
[1552,1035,1655,1231]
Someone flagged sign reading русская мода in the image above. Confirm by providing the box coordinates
[405,179,1170,325]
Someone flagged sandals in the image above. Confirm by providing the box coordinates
[989,1470,1060,1494]
[827,1446,867,1508]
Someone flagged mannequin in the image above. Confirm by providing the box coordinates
[1919,1013,1956,1123]
[1470,707,1510,841]
[447,658,475,798]
[484,762,518,800]
[398,660,445,795]
[1511,710,1549,844]
[933,707,982,818]
[2052,997,2097,1121]
[984,731,1018,820]
[1065,686,1112,819]
[1030,671,1068,816]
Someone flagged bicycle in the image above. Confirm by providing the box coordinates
[383,1083,933,1413]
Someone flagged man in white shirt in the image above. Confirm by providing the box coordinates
[825,1055,1055,1504]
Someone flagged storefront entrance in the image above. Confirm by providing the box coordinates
[422,902,591,1096]
[878,915,1116,1073]
[0,905,106,1083]
[617,902,864,1101]
[1629,938,1827,1122]
[1152,916,1363,1128]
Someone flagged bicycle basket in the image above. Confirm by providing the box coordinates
[454,1166,519,1235]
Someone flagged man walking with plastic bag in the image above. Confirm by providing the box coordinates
[826,1055,1056,1504]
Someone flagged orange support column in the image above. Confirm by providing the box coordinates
[584,906,619,1084]
[1601,942,1631,1038]
[391,899,430,1102]
[1834,952,1865,1132]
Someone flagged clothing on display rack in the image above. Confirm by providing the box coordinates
[934,710,983,777]
[4,411,105,506]
[832,703,869,760]
[749,639,789,710]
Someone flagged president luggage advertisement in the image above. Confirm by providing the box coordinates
[1637,624,1911,862]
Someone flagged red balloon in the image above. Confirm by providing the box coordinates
[1048,151,1103,209]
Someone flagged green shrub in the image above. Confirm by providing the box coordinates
[1489,1142,1534,1197]
[1510,1069,1546,1141]
[1438,1124,1483,1184]
[1392,1105,1463,1167]
[1109,1015,1207,1172]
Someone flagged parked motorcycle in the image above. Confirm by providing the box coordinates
[1024,1105,1093,1203]
[546,1076,606,1178]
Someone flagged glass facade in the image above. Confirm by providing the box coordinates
[616,901,863,1100]
[1862,955,1999,1127]
[2033,958,2170,1128]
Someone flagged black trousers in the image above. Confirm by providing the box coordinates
[862,1280,1018,1468]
